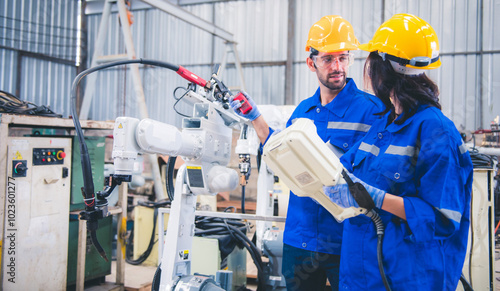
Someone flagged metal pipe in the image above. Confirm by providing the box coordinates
[284,0,296,105]
[464,143,500,156]
[476,0,484,130]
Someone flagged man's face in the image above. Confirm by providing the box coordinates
[307,51,351,91]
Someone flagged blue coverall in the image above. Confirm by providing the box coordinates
[279,78,383,289]
[339,105,473,290]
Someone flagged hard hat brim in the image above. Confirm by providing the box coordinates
[311,43,359,53]
[358,43,373,52]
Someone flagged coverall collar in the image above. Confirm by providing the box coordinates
[385,104,431,133]
[304,78,357,118]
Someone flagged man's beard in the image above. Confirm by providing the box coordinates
[319,71,346,91]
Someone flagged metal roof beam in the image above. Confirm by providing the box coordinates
[139,0,234,42]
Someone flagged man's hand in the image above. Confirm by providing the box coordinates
[229,92,261,121]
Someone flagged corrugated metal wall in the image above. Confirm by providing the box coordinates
[1,0,499,131]
[83,0,500,130]
[0,0,78,116]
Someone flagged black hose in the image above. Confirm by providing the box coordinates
[459,273,474,291]
[469,150,496,169]
[341,170,391,290]
[166,156,177,201]
[152,263,162,291]
[205,222,266,290]
[90,227,108,262]
[125,200,170,265]
[469,136,497,169]
[70,59,180,205]
[366,210,391,291]
[70,59,181,260]
[241,185,246,214]
[126,207,158,265]
[194,213,265,290]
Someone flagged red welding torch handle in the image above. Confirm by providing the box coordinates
[176,66,208,88]
[233,92,253,114]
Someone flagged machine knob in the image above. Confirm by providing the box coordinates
[16,163,27,172]
[14,161,28,176]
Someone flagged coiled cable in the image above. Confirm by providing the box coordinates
[0,89,62,117]
[195,212,266,291]
[125,200,170,265]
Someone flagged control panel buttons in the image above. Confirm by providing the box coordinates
[33,148,66,165]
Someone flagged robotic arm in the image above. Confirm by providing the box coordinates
[70,59,257,290]
[112,114,238,196]
[112,104,242,291]
[109,68,262,290]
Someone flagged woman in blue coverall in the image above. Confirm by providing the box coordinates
[323,14,474,290]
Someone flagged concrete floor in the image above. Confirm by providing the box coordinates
[84,259,257,291]
[88,261,157,291]
[84,230,260,291]
[85,234,500,291]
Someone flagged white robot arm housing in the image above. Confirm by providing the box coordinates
[112,102,239,195]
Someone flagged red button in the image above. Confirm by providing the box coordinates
[57,151,66,159]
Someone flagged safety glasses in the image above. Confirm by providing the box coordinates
[312,53,354,69]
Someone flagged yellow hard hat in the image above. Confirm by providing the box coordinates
[359,13,441,74]
[305,15,360,53]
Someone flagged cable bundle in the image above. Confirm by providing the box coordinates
[0,90,62,117]
[194,210,266,291]
[469,148,497,169]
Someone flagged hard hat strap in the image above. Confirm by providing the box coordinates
[379,52,439,67]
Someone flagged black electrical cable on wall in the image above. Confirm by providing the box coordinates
[0,89,62,117]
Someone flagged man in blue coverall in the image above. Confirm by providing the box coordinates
[230,15,383,290]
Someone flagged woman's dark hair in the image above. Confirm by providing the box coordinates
[364,51,441,124]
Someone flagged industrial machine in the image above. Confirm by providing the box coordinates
[70,59,264,291]
[2,137,72,290]
[458,168,497,291]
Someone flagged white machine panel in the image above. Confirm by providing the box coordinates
[458,169,496,291]
[2,137,72,290]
